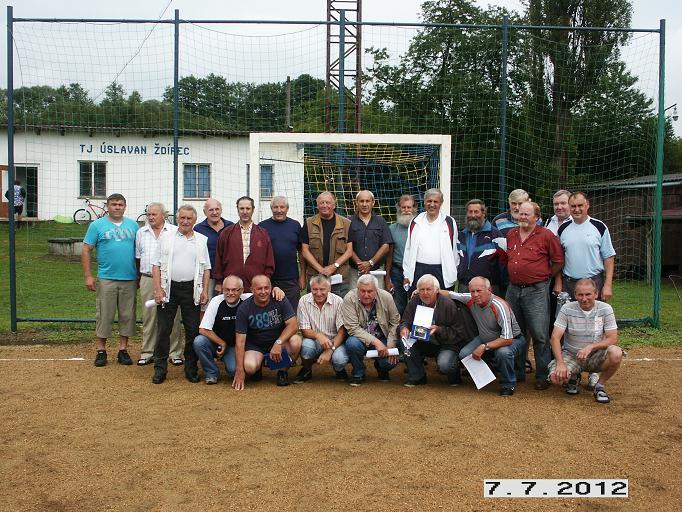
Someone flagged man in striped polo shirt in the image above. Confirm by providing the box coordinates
[548,278,623,403]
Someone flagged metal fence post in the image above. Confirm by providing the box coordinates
[652,19,665,328]
[7,5,17,332]
[338,10,346,133]
[498,15,509,213]
[173,9,180,216]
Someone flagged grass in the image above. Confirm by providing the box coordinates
[1,222,680,347]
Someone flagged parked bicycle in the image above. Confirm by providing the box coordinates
[73,198,108,224]
[136,206,175,225]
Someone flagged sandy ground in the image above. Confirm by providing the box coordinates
[0,342,680,512]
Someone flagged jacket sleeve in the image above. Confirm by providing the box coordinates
[386,298,401,347]
[432,297,467,347]
[341,295,375,347]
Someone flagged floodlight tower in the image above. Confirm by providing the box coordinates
[325,0,362,133]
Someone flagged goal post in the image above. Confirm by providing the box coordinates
[249,132,452,223]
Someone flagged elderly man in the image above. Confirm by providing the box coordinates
[193,275,245,384]
[548,278,623,403]
[341,274,401,386]
[402,188,459,294]
[448,276,526,397]
[492,188,531,236]
[259,196,304,312]
[385,194,416,315]
[557,191,616,301]
[151,205,210,384]
[457,199,507,295]
[135,202,182,366]
[194,198,233,300]
[81,193,138,367]
[214,196,274,293]
[348,190,393,290]
[300,191,354,297]
[399,274,476,387]
[232,275,302,389]
[505,201,564,390]
[295,274,349,383]
[544,190,572,235]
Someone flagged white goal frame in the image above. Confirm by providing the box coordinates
[249,132,452,221]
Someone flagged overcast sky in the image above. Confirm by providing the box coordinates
[2,0,680,134]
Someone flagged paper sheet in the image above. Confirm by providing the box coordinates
[461,354,496,389]
[365,348,400,358]
[330,274,343,285]
[413,305,434,328]
[369,270,386,277]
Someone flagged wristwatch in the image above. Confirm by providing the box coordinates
[484,343,490,351]
[276,339,283,346]
[334,262,340,269]
[369,259,375,266]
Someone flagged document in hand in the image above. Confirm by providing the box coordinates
[263,349,292,370]
[461,354,496,389]
[330,274,343,285]
[411,305,434,341]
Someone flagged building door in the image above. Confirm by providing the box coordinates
[15,166,38,218]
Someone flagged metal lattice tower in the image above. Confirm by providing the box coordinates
[325,0,362,133]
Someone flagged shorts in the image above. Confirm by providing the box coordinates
[14,205,23,214]
[245,341,275,354]
[548,348,608,376]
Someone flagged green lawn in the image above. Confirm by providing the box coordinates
[1,222,680,347]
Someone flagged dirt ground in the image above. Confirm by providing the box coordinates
[0,341,680,512]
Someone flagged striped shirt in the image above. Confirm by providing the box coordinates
[297,292,344,339]
[554,301,617,355]
[240,222,252,263]
[135,222,177,274]
[450,292,521,343]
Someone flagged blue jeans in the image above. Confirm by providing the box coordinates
[404,341,459,381]
[505,281,551,380]
[390,266,408,316]
[345,336,398,379]
[300,337,349,372]
[193,335,236,379]
[459,336,526,388]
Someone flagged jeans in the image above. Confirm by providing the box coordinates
[390,266,408,316]
[459,335,526,388]
[404,341,459,381]
[300,337,349,372]
[154,281,200,373]
[505,281,551,380]
[193,334,236,379]
[345,336,398,379]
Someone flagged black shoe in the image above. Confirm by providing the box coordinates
[374,360,390,382]
[404,375,427,388]
[250,368,263,382]
[335,369,349,381]
[152,369,167,384]
[277,370,289,387]
[447,371,461,386]
[293,367,312,384]
[94,350,107,367]
[499,387,515,397]
[349,376,365,387]
[117,349,133,365]
[184,367,200,383]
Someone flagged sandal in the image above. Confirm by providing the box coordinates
[170,358,183,366]
[525,359,533,374]
[594,386,610,404]
[137,357,152,366]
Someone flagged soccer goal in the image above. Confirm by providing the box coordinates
[248,133,451,223]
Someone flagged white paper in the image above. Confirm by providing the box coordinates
[478,248,496,258]
[461,354,496,389]
[330,274,343,285]
[365,348,400,358]
[369,270,386,277]
[413,305,434,328]
[144,299,158,308]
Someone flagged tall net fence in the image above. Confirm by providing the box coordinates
[1,10,664,328]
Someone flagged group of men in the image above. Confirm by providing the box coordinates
[81,185,623,403]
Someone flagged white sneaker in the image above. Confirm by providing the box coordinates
[588,372,599,389]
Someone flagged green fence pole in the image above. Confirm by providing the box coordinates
[7,5,17,332]
[173,9,180,217]
[652,19,665,328]
[498,15,509,213]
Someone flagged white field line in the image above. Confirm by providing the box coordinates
[0,357,86,361]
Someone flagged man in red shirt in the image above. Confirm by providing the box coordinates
[505,201,564,390]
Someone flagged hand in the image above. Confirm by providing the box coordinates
[320,265,336,277]
[403,278,410,287]
[387,354,399,365]
[472,344,485,360]
[319,336,333,350]
[357,261,371,274]
[374,340,389,358]
[154,289,166,304]
[216,344,225,358]
[215,283,223,293]
[399,327,410,339]
[269,342,283,363]
[576,345,593,362]
[384,276,394,293]
[600,284,613,302]
[552,283,563,295]
[199,290,208,305]
[271,286,285,301]
[298,275,306,291]
[84,276,96,292]
[232,370,245,390]
[430,325,439,336]
[317,349,332,365]
[551,362,570,385]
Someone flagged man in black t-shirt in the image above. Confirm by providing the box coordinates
[193,275,245,384]
[232,275,302,389]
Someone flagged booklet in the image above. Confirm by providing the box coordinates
[263,349,292,370]
[410,305,434,341]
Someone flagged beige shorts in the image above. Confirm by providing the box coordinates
[95,279,137,338]
[548,348,609,376]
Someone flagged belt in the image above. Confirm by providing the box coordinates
[139,272,152,278]
[513,280,547,288]
[563,272,603,282]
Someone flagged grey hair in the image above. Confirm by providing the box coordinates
[424,188,444,202]
[177,204,198,217]
[469,276,492,290]
[309,274,331,288]
[223,275,244,289]
[271,195,289,207]
[356,190,375,201]
[417,274,440,291]
[553,189,571,200]
[396,194,415,214]
[575,278,598,291]
[508,189,530,203]
[146,202,167,215]
[357,273,379,289]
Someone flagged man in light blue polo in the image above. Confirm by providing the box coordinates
[81,193,139,367]
[385,194,415,315]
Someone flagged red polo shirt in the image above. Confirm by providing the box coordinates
[506,225,563,285]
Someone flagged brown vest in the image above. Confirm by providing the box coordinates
[305,213,351,281]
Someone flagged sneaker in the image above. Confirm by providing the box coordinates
[94,350,107,367]
[293,367,312,384]
[588,372,600,390]
[594,385,610,403]
[499,387,514,397]
[335,369,349,381]
[277,370,289,387]
[534,378,551,390]
[205,376,218,385]
[349,376,365,387]
[250,368,263,382]
[404,375,427,388]
[117,349,133,365]
[566,374,581,395]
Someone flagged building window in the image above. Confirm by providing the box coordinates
[79,161,106,198]
[183,164,210,198]
[260,164,274,199]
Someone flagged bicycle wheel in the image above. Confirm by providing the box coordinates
[136,213,147,224]
[73,209,92,225]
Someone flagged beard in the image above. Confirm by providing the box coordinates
[396,213,414,227]
[466,217,485,231]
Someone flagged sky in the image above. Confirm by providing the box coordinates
[1,0,680,134]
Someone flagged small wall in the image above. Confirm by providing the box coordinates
[48,237,83,257]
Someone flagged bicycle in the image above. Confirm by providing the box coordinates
[137,206,175,225]
[73,198,108,224]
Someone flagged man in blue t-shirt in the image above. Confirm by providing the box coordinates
[259,196,303,312]
[232,275,302,389]
[81,193,139,367]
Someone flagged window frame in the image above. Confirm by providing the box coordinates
[259,163,274,200]
[183,163,211,199]
[78,160,107,199]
